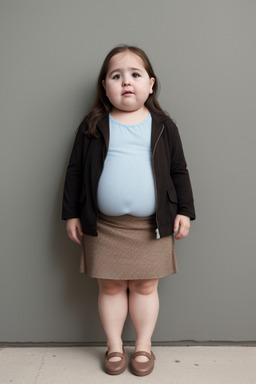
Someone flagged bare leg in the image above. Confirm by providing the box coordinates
[128,279,159,362]
[98,279,128,361]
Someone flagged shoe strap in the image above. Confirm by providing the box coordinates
[106,350,125,360]
[132,351,155,360]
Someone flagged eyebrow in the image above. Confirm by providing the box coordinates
[108,67,143,77]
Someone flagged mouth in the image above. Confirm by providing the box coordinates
[122,91,134,96]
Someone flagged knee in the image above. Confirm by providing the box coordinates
[98,279,128,296]
[128,279,159,296]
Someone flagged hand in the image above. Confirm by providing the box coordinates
[173,215,190,240]
[66,218,83,245]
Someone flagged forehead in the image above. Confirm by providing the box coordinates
[107,51,146,72]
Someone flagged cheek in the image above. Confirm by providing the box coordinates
[138,80,153,95]
[105,84,119,99]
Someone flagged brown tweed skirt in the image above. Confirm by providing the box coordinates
[80,212,177,280]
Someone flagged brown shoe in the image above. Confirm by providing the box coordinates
[104,348,127,375]
[131,351,155,376]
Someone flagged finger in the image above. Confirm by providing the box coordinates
[175,232,182,240]
[175,226,189,240]
[173,218,180,233]
[68,229,81,245]
[77,224,84,237]
[179,231,188,239]
[73,234,81,245]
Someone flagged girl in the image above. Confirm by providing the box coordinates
[62,45,195,376]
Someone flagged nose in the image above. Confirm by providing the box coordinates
[122,76,131,86]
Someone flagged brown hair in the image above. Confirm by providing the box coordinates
[84,45,167,137]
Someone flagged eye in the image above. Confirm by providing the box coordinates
[132,73,140,78]
[112,74,121,80]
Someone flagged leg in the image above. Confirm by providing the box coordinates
[98,279,128,360]
[128,279,159,362]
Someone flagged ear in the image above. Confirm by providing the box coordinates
[149,77,155,94]
[102,80,106,90]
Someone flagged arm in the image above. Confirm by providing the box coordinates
[62,129,84,244]
[62,119,90,244]
[62,119,90,220]
[62,127,84,220]
[169,121,196,221]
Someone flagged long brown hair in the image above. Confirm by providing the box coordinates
[84,45,167,137]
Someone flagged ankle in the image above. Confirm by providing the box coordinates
[135,342,151,354]
[107,341,123,354]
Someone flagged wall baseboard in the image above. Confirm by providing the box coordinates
[1,340,256,348]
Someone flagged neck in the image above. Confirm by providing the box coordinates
[110,106,149,125]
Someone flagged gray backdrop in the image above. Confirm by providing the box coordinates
[1,0,255,343]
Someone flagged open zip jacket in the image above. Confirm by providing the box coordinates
[62,112,195,238]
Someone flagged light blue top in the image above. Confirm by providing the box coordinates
[97,114,156,217]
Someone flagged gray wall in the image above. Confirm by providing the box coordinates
[1,0,255,343]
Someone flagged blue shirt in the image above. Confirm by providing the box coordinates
[97,114,156,217]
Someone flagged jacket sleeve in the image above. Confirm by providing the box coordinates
[61,122,88,220]
[169,120,196,220]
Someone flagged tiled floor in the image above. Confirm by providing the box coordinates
[0,346,256,384]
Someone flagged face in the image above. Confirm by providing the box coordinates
[102,51,155,114]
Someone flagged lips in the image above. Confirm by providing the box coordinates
[122,91,134,95]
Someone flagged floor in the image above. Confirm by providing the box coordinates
[0,346,256,384]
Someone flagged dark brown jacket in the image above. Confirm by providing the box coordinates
[62,112,195,238]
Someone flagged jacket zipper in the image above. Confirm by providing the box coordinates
[152,123,165,239]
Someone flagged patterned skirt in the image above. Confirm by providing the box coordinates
[80,212,177,280]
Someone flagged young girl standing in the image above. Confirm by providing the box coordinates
[62,45,195,376]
